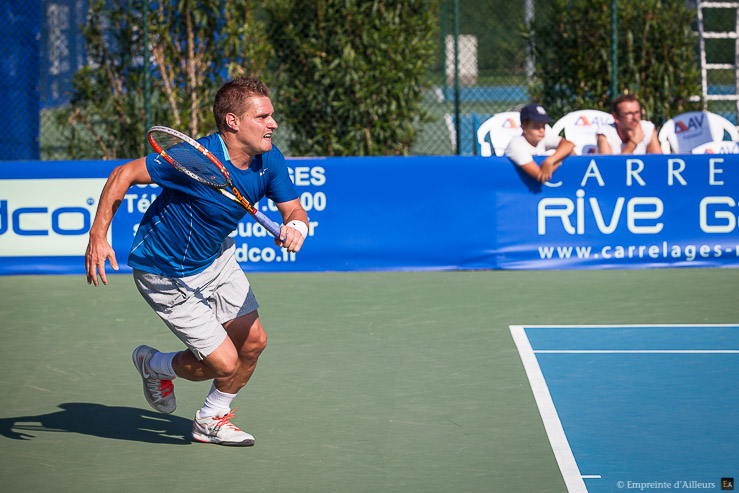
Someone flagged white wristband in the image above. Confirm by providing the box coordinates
[286,220,308,239]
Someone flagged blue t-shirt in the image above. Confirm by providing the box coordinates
[127,133,298,277]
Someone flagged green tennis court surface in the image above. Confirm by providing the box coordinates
[1,269,737,492]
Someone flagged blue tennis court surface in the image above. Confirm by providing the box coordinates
[510,325,739,493]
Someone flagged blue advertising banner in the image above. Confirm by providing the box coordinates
[0,153,737,275]
[494,154,739,269]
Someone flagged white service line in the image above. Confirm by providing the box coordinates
[509,325,588,493]
[534,349,739,354]
[509,324,739,493]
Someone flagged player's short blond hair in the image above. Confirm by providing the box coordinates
[214,78,271,133]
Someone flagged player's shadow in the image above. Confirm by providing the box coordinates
[0,403,191,444]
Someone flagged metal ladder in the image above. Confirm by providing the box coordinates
[697,1,739,122]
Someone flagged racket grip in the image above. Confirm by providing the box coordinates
[252,209,282,238]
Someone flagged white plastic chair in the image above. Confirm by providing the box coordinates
[691,140,739,154]
[550,110,614,155]
[476,112,522,157]
[658,111,739,154]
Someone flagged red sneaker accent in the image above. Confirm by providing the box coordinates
[159,380,174,397]
[214,407,242,431]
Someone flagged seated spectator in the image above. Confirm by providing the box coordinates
[505,103,575,183]
[597,94,662,154]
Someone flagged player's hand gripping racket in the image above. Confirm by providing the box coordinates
[147,126,281,238]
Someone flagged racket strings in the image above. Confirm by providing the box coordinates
[152,132,228,188]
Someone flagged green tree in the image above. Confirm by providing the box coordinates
[60,0,270,160]
[528,0,700,125]
[265,0,441,156]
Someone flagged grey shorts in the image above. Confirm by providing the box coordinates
[133,239,259,360]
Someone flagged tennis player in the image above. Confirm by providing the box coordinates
[85,77,309,446]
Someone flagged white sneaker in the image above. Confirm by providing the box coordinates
[132,345,176,414]
[192,408,255,446]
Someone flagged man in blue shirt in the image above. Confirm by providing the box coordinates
[85,77,309,446]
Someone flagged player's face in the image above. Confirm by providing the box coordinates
[614,101,642,130]
[522,120,547,146]
[235,96,278,155]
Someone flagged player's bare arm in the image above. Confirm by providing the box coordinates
[86,157,152,286]
[538,138,575,182]
[625,124,645,149]
[275,198,309,253]
[519,161,544,183]
[597,134,612,154]
[647,129,663,154]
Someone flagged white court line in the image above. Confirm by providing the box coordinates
[509,324,739,493]
[509,325,588,493]
[534,350,739,354]
[512,324,739,328]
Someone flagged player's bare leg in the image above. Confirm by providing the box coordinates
[169,311,267,446]
[169,310,267,386]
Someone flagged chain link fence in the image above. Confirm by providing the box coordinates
[414,0,538,156]
[2,0,736,160]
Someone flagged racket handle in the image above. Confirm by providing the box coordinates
[252,209,282,239]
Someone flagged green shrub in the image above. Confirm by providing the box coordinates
[528,0,701,125]
[265,0,441,156]
[61,0,269,160]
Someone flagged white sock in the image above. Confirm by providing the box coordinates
[198,382,237,418]
[148,351,178,380]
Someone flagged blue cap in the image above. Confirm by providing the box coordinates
[520,103,553,123]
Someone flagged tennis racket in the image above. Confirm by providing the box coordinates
[146,125,281,238]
